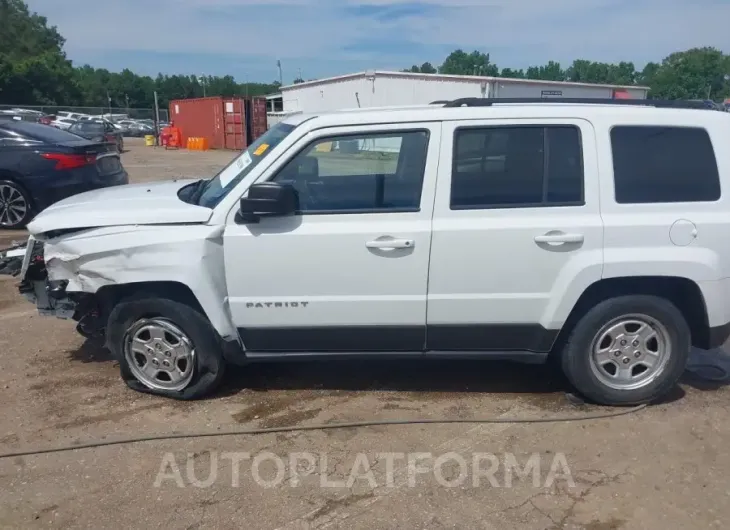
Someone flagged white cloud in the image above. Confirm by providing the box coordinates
[25,0,730,77]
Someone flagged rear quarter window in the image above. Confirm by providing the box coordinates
[610,126,720,204]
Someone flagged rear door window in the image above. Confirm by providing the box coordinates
[450,125,584,209]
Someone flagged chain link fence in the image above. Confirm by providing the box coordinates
[0,105,169,123]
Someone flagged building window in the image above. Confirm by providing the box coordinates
[273,130,429,213]
[611,126,720,204]
[450,125,584,209]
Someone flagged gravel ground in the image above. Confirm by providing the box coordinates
[1,138,729,529]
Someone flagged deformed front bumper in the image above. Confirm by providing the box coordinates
[1,237,77,319]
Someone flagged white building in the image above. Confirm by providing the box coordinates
[271,70,649,116]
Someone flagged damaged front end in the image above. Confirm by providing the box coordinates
[0,237,104,338]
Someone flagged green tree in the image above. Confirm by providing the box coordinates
[499,68,525,79]
[439,50,498,76]
[637,62,660,86]
[419,62,437,74]
[647,47,730,100]
[0,0,79,105]
[403,62,437,74]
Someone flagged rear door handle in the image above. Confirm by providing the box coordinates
[534,232,584,244]
[366,237,415,250]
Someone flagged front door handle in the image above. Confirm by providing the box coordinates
[534,232,584,244]
[366,237,415,250]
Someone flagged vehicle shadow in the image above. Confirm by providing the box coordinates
[68,339,730,405]
[226,358,566,396]
[681,347,730,391]
[67,338,115,363]
[221,358,696,407]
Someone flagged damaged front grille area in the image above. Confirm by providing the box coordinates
[15,240,103,337]
[1,238,104,339]
[16,240,79,319]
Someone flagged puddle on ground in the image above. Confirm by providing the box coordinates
[231,397,301,424]
[260,407,323,429]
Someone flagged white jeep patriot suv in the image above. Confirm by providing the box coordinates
[2,97,729,406]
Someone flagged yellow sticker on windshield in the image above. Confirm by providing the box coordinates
[254,143,269,156]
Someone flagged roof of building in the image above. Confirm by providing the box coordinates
[280,70,649,92]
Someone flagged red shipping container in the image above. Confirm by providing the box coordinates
[250,97,268,142]
[169,96,226,149]
[170,96,268,150]
[222,98,246,150]
[221,97,268,150]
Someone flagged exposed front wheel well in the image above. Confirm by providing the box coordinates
[553,276,710,353]
[95,281,206,321]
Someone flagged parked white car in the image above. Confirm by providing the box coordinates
[56,111,89,121]
[2,98,729,405]
[50,118,76,130]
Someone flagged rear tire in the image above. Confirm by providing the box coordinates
[560,295,690,405]
[0,179,33,229]
[107,295,226,400]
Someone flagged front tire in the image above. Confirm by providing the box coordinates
[107,296,226,400]
[560,295,690,405]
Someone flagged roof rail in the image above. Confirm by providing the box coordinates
[442,98,712,109]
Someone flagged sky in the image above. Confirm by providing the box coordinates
[25,0,730,84]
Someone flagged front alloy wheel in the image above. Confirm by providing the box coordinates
[123,318,196,391]
[108,295,226,400]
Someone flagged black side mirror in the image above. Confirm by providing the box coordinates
[238,182,299,223]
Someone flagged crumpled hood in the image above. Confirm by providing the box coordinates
[27,179,212,234]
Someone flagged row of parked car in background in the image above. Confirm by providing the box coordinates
[0,108,169,139]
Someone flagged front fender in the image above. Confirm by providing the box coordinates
[42,224,238,340]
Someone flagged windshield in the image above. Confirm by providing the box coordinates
[196,122,296,208]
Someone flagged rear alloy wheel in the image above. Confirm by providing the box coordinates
[588,314,672,391]
[561,295,690,405]
[0,180,32,228]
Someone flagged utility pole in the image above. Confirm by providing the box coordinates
[153,91,161,146]
[107,90,112,119]
[201,74,206,97]
[277,60,283,85]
